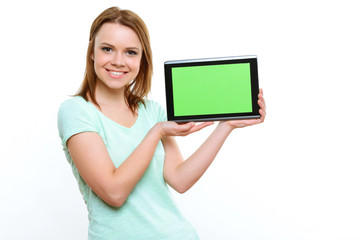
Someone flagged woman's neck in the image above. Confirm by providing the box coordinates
[90,84,138,127]
[93,83,128,110]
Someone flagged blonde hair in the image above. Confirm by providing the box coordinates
[76,7,153,113]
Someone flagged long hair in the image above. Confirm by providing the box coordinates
[76,7,153,113]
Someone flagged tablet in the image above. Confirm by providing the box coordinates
[164,55,260,122]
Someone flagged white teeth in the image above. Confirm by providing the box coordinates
[109,71,124,76]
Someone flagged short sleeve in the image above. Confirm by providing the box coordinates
[145,100,167,123]
[57,97,98,147]
[156,101,167,122]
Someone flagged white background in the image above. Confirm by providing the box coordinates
[1,0,359,239]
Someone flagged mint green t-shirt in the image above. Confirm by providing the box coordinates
[57,96,199,240]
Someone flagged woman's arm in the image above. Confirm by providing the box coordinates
[162,123,233,193]
[67,121,210,207]
[162,89,266,193]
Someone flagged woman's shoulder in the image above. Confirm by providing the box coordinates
[58,96,94,120]
[57,96,99,146]
[143,99,163,109]
[59,96,88,110]
[142,99,166,114]
[142,99,167,122]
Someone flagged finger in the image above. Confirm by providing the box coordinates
[189,122,214,133]
[258,92,266,111]
[261,96,266,109]
[258,99,266,114]
[179,122,213,136]
[178,122,195,132]
[259,109,266,122]
[258,91,266,108]
[258,88,263,99]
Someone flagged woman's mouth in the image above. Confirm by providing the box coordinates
[107,69,126,78]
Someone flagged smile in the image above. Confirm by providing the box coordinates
[107,70,126,78]
[109,71,124,76]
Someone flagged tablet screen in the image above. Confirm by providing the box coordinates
[164,56,260,122]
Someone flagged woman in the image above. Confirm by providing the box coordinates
[58,6,266,240]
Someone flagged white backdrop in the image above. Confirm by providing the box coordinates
[1,0,359,239]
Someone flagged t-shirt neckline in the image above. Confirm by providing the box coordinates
[80,96,142,130]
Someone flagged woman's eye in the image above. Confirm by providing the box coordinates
[102,47,112,52]
[127,50,138,55]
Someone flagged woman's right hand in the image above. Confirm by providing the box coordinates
[156,121,214,138]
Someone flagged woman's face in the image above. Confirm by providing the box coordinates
[92,22,143,93]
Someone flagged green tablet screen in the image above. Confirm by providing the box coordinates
[171,63,252,116]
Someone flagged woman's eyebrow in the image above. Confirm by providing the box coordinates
[100,42,115,48]
[126,47,140,50]
[100,42,140,50]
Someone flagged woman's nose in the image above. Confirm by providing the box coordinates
[111,52,125,67]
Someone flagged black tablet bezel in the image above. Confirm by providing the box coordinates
[164,56,260,122]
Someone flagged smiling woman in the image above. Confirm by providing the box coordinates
[76,7,153,114]
[57,6,265,240]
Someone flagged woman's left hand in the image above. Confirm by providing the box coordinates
[222,88,266,129]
